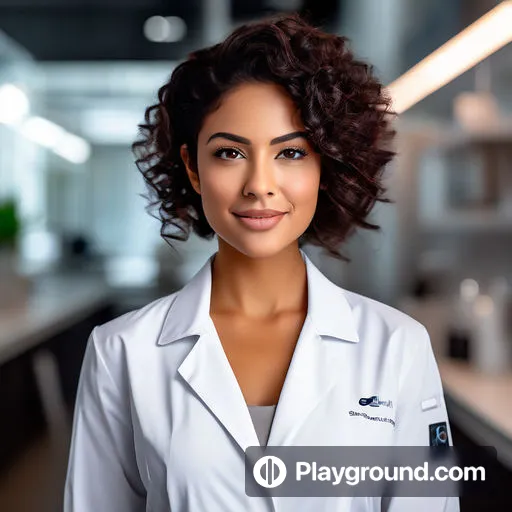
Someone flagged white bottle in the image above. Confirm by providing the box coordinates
[472,278,511,374]
[488,277,512,368]
[447,279,479,360]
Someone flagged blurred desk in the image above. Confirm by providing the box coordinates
[0,275,113,365]
[0,274,114,463]
[438,358,512,469]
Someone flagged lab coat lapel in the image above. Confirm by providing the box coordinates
[157,253,260,453]
[177,320,261,452]
[267,252,360,445]
[265,314,354,446]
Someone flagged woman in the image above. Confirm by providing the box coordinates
[64,12,459,512]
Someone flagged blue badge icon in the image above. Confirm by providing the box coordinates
[429,422,449,446]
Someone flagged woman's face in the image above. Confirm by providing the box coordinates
[181,81,321,259]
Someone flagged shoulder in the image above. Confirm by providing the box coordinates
[339,288,439,394]
[344,288,427,336]
[91,292,180,357]
[341,287,430,355]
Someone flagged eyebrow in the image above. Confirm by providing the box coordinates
[206,131,308,146]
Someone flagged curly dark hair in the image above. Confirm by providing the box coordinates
[132,12,396,261]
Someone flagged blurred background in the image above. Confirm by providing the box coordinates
[0,0,511,510]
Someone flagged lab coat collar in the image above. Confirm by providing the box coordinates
[156,248,360,346]
[156,249,361,454]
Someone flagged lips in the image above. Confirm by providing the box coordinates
[233,211,287,231]
[234,214,281,219]
[232,209,287,218]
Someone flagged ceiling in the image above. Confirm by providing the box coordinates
[3,0,511,145]
[6,0,338,143]
[0,0,340,61]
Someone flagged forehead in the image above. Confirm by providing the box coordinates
[198,82,305,143]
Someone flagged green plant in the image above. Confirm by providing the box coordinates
[0,198,20,247]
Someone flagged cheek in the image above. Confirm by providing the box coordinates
[199,173,236,214]
[283,173,320,205]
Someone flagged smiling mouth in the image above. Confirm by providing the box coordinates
[234,214,283,219]
[232,212,287,231]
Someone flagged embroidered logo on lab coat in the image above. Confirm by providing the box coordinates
[358,395,393,408]
[348,410,396,427]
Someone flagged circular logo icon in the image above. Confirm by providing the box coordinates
[253,455,287,488]
[436,426,448,444]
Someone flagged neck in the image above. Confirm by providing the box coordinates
[210,241,308,319]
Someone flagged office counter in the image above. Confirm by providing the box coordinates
[0,275,113,365]
[0,274,115,470]
[400,297,512,472]
[438,358,512,470]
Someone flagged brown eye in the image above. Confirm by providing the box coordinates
[278,147,308,160]
[214,148,243,160]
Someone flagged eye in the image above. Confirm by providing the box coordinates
[213,147,244,160]
[277,147,309,160]
[213,146,309,160]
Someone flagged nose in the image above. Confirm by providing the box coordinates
[242,157,277,197]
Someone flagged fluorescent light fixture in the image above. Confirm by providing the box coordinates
[20,116,66,148]
[0,83,30,124]
[53,133,91,164]
[387,1,512,113]
[80,108,141,144]
[17,115,91,164]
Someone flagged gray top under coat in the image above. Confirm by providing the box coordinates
[247,405,277,446]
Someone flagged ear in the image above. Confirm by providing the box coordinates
[180,144,201,195]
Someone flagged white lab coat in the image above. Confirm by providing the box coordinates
[64,249,459,512]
